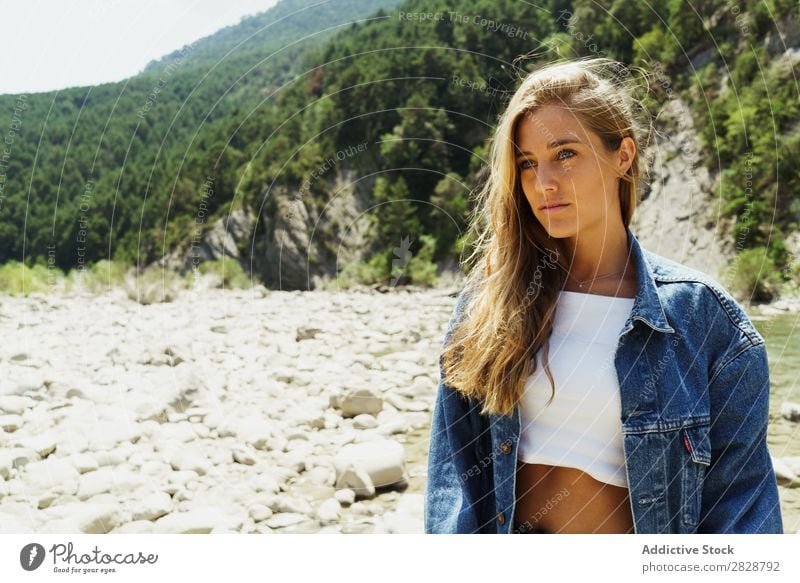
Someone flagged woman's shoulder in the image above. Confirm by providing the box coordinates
[642,248,764,348]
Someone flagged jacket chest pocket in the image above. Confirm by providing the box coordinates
[680,424,711,529]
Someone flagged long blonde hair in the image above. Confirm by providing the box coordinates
[442,56,654,418]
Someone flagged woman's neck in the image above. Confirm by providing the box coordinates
[562,224,636,298]
[562,276,637,298]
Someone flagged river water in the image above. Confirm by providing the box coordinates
[751,308,800,533]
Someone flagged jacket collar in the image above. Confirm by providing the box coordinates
[625,226,675,334]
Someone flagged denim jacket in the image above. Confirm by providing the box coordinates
[424,226,783,534]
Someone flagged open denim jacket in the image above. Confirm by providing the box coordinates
[424,226,783,534]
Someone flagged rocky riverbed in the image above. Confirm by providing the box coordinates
[0,284,797,534]
[0,284,460,534]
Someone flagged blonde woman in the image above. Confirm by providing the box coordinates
[424,57,782,534]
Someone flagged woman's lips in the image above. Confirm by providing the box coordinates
[540,203,569,214]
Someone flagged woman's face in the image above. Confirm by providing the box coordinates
[513,105,635,240]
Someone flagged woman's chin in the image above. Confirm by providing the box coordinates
[538,222,575,239]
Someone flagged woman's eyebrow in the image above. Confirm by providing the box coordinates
[515,137,582,157]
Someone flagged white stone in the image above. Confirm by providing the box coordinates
[76,467,147,500]
[250,473,281,494]
[352,414,378,429]
[110,520,156,534]
[248,504,274,522]
[95,448,131,467]
[167,470,199,486]
[6,371,46,395]
[154,421,201,443]
[264,512,309,529]
[274,494,313,514]
[90,421,142,449]
[323,412,341,429]
[385,392,428,412]
[43,502,128,534]
[382,493,424,533]
[14,435,57,458]
[0,448,37,477]
[376,418,409,435]
[335,466,375,498]
[22,458,80,494]
[153,508,235,534]
[232,447,257,465]
[131,491,173,521]
[0,509,37,532]
[0,396,35,415]
[56,430,90,456]
[285,430,311,442]
[167,450,211,476]
[777,456,800,477]
[781,402,800,422]
[266,435,288,453]
[338,388,383,417]
[378,350,425,365]
[0,414,23,432]
[230,417,276,450]
[334,488,356,505]
[285,405,326,430]
[349,501,371,515]
[305,465,335,487]
[334,439,407,495]
[772,457,799,487]
[317,498,341,522]
[0,455,12,480]
[404,412,430,429]
[67,453,100,474]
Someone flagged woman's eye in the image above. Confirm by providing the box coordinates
[557,149,576,161]
[518,150,575,171]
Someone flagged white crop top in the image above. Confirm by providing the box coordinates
[517,290,635,488]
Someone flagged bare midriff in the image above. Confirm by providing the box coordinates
[512,461,635,533]
[510,268,638,533]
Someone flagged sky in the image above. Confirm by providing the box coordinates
[0,0,280,95]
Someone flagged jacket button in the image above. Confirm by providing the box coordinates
[497,511,506,525]
[500,440,511,454]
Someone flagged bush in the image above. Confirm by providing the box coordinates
[336,254,387,289]
[406,233,439,287]
[726,247,784,303]
[124,267,189,304]
[66,259,129,293]
[197,257,252,289]
[0,260,60,295]
[338,235,441,288]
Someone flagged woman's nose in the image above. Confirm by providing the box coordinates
[535,165,558,193]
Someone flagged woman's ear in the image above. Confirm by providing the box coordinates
[617,136,636,176]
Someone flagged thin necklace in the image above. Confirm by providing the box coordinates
[567,267,629,289]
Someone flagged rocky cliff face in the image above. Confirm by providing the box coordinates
[157,168,374,291]
[156,207,258,276]
[260,170,373,290]
[632,97,735,284]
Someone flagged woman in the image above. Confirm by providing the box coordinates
[424,57,783,534]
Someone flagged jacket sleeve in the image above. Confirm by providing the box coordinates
[423,286,483,534]
[697,341,783,533]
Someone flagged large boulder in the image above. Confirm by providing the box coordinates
[333,439,407,498]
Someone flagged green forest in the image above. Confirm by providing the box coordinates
[0,0,798,296]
